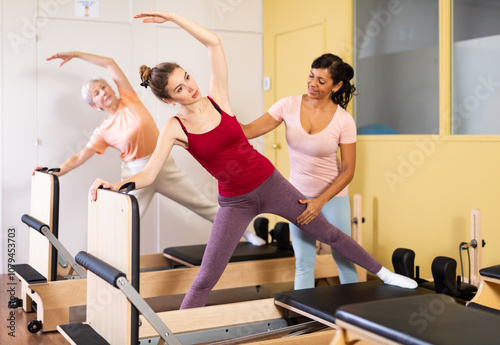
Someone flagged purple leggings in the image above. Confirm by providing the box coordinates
[180,169,382,309]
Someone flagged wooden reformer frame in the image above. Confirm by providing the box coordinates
[57,189,368,344]
[17,178,367,334]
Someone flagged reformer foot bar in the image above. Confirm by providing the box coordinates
[21,214,87,279]
[11,215,87,333]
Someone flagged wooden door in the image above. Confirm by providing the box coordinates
[274,24,324,177]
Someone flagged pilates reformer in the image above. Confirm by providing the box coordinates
[54,187,372,344]
[12,184,363,335]
[329,264,500,345]
[63,256,500,345]
[10,169,83,333]
[270,238,499,345]
[10,173,168,333]
[391,209,486,303]
[59,250,333,345]
[56,188,335,344]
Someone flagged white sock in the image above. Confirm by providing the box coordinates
[376,267,418,289]
[243,231,266,246]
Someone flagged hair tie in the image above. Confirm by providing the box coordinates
[140,81,149,89]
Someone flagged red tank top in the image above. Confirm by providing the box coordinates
[174,97,274,197]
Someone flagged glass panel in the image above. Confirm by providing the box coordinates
[452,0,500,134]
[355,0,439,135]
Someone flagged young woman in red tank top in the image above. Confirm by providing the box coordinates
[90,10,417,309]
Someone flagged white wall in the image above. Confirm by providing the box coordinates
[453,35,500,134]
[0,0,264,274]
[355,0,439,134]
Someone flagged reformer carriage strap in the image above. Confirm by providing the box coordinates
[119,182,136,194]
[75,251,125,288]
[35,167,60,174]
[97,182,136,195]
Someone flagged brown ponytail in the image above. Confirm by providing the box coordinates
[311,53,357,109]
[138,62,180,100]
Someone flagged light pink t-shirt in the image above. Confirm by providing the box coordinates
[86,88,159,162]
[268,95,356,197]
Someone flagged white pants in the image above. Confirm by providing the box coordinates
[121,155,219,220]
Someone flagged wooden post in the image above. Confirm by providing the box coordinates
[470,209,482,286]
[86,189,139,345]
[29,171,59,281]
[352,194,367,282]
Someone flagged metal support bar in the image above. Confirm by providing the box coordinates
[116,276,182,345]
[41,227,87,278]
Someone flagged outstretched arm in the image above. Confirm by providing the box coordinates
[58,146,97,177]
[241,113,282,139]
[32,146,96,177]
[134,11,229,109]
[89,117,186,201]
[46,51,133,92]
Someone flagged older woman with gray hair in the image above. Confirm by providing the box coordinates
[40,51,264,245]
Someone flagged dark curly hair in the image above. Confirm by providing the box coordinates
[311,53,356,109]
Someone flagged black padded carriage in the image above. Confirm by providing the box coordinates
[335,294,500,345]
[478,264,500,279]
[163,242,294,266]
[163,220,294,267]
[274,281,434,326]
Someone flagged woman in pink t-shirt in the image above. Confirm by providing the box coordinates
[242,54,359,289]
[89,11,416,309]
[40,51,264,245]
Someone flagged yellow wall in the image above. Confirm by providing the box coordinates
[264,0,499,279]
[263,0,352,112]
[353,137,500,278]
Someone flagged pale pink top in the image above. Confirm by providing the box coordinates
[267,95,356,197]
[86,88,159,162]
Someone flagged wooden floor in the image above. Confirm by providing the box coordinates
[1,273,296,345]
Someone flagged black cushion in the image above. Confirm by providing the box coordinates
[274,281,434,325]
[164,242,294,266]
[253,217,269,244]
[13,264,47,284]
[392,248,415,278]
[479,264,500,280]
[467,302,500,317]
[335,294,500,345]
[58,323,109,344]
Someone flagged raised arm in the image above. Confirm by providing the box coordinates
[90,117,186,201]
[134,11,229,109]
[46,51,133,92]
